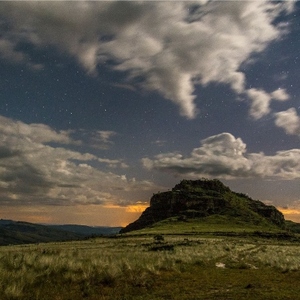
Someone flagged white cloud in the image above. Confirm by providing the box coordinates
[0,1,294,119]
[246,88,272,120]
[0,116,78,145]
[274,108,300,136]
[246,88,290,120]
[142,132,300,180]
[0,116,155,206]
[271,88,290,101]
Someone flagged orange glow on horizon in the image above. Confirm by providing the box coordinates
[0,203,148,227]
[125,204,149,213]
[7,204,300,227]
[277,207,300,223]
[278,208,300,215]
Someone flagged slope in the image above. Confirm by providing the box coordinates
[0,220,83,246]
[120,179,286,234]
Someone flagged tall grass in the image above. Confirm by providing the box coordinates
[0,236,300,299]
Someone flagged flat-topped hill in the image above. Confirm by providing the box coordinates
[120,179,285,234]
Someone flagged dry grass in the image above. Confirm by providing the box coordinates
[0,236,300,299]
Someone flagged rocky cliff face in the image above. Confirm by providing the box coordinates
[120,179,285,233]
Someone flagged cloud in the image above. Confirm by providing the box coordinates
[0,115,155,207]
[80,130,117,150]
[97,158,129,169]
[0,115,78,145]
[246,88,272,120]
[142,132,300,180]
[0,1,294,119]
[246,88,290,120]
[152,140,167,147]
[274,108,300,136]
[271,89,290,102]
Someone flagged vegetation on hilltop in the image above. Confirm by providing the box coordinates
[121,179,285,234]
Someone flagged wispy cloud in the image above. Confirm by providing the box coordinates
[152,140,167,147]
[79,130,117,150]
[142,132,300,180]
[0,1,294,119]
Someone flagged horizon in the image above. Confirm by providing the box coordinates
[0,1,300,227]
[0,205,297,228]
[0,180,298,227]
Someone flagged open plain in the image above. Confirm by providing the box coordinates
[1,224,300,300]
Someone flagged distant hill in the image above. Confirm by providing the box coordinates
[120,179,286,234]
[0,220,122,246]
[0,220,83,246]
[48,224,122,236]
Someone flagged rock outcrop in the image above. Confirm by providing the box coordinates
[120,179,285,233]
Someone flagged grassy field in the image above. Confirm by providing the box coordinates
[1,231,300,299]
[127,215,284,235]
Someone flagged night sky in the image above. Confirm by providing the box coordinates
[0,1,299,226]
